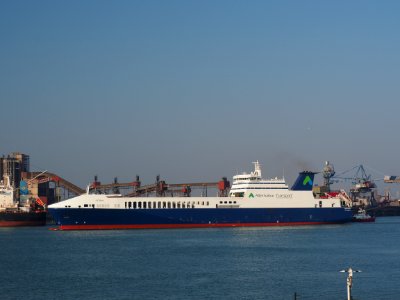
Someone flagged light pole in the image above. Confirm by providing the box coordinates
[340,267,361,300]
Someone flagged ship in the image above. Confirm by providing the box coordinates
[352,208,375,223]
[48,161,353,230]
[0,176,47,227]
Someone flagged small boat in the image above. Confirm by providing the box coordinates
[352,208,375,222]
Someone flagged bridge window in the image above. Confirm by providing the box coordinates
[143,202,147,209]
[158,201,161,208]
[182,202,186,208]
[124,202,127,208]
[84,204,88,208]
[167,202,171,208]
[172,202,176,208]
[177,202,181,208]
[133,202,137,209]
[138,202,142,209]
[163,202,166,208]
[128,202,132,209]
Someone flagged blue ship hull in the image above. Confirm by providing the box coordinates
[49,207,353,230]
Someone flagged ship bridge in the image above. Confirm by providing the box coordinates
[230,161,288,197]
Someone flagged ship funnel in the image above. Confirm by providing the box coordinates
[291,171,316,191]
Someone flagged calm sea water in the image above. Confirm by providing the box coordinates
[1,217,400,300]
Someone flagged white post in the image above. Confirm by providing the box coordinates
[347,267,353,300]
[340,267,360,300]
[347,276,351,300]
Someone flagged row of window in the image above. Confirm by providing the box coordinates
[69,200,239,209]
[230,192,244,197]
[233,182,285,185]
[124,201,210,209]
[314,201,336,208]
[234,177,259,181]
[230,187,288,190]
[219,200,237,204]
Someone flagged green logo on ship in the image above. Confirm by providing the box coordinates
[303,175,313,186]
[249,193,255,198]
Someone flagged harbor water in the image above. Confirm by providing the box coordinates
[1,217,400,300]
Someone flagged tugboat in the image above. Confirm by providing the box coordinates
[0,176,47,227]
[352,208,375,223]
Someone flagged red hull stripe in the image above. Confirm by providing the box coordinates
[57,222,343,231]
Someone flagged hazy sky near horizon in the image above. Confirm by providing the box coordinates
[1,1,400,189]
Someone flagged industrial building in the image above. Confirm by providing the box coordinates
[0,152,65,206]
[0,151,230,208]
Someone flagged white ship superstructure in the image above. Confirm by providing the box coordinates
[0,176,15,210]
[230,161,288,197]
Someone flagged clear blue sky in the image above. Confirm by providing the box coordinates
[1,0,399,189]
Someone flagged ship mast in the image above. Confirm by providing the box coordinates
[252,161,262,178]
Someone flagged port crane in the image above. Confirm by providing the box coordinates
[331,164,378,206]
